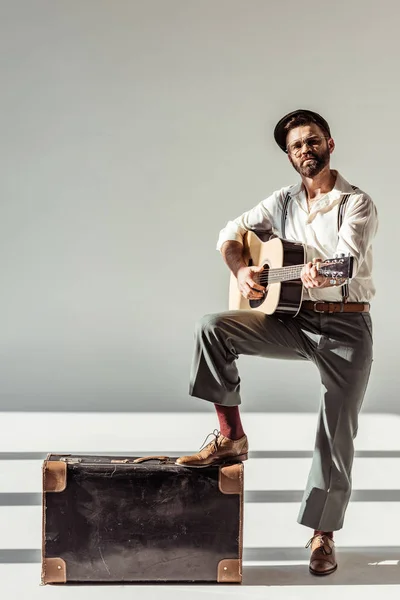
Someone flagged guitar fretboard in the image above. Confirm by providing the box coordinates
[268,265,304,283]
[255,258,350,286]
[257,265,304,285]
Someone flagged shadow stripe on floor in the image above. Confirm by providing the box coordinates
[3,490,400,506]
[2,547,400,564]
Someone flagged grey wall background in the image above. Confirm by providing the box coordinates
[0,0,396,412]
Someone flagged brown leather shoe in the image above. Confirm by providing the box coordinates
[306,534,337,576]
[175,429,248,467]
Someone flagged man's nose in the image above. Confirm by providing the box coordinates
[300,141,313,155]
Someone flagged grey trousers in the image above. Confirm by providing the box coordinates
[189,308,373,532]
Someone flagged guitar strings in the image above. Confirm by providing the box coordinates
[245,259,349,292]
[254,266,303,283]
[255,275,343,283]
[254,270,346,286]
[253,263,348,278]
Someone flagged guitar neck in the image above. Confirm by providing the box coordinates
[268,265,304,283]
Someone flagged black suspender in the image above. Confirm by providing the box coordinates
[281,189,293,239]
[338,185,358,301]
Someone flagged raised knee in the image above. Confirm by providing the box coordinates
[195,313,225,336]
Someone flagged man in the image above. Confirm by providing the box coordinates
[176,109,378,576]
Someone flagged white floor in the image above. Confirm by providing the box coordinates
[1,411,400,599]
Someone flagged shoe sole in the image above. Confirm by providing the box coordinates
[175,452,248,468]
[309,563,338,576]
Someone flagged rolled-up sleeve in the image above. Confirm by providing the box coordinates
[336,194,378,278]
[216,191,280,252]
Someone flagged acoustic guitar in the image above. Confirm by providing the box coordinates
[228,234,353,317]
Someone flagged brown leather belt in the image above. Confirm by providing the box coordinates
[301,301,370,314]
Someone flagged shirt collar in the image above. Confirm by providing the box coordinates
[289,170,354,202]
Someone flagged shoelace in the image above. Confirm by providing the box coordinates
[305,534,333,555]
[199,429,221,452]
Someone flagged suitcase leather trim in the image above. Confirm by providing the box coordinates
[218,464,243,584]
[43,460,67,493]
[218,463,243,495]
[42,557,67,584]
[217,559,242,583]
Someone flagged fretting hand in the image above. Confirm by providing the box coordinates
[301,258,331,289]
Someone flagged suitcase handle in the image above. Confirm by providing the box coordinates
[132,456,170,464]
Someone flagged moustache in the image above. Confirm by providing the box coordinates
[302,155,318,164]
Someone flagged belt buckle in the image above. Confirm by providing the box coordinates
[313,302,325,313]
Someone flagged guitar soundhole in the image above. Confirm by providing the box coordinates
[249,263,269,309]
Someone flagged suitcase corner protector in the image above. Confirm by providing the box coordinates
[41,557,67,584]
[217,558,242,583]
[218,463,243,495]
[43,459,67,492]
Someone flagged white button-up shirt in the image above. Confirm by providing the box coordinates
[216,170,378,302]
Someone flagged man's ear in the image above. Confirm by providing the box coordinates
[328,138,335,154]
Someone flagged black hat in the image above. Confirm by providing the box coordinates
[274,109,331,153]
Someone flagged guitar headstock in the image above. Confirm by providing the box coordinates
[317,256,353,279]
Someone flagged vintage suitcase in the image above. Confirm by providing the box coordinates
[42,453,244,584]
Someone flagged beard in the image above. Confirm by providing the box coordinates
[291,146,330,178]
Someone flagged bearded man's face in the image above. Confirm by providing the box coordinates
[286,124,333,177]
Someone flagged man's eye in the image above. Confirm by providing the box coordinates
[306,138,319,146]
[292,143,302,150]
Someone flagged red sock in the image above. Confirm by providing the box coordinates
[214,405,245,440]
[314,530,333,540]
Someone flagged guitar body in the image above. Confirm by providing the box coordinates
[229,234,306,316]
